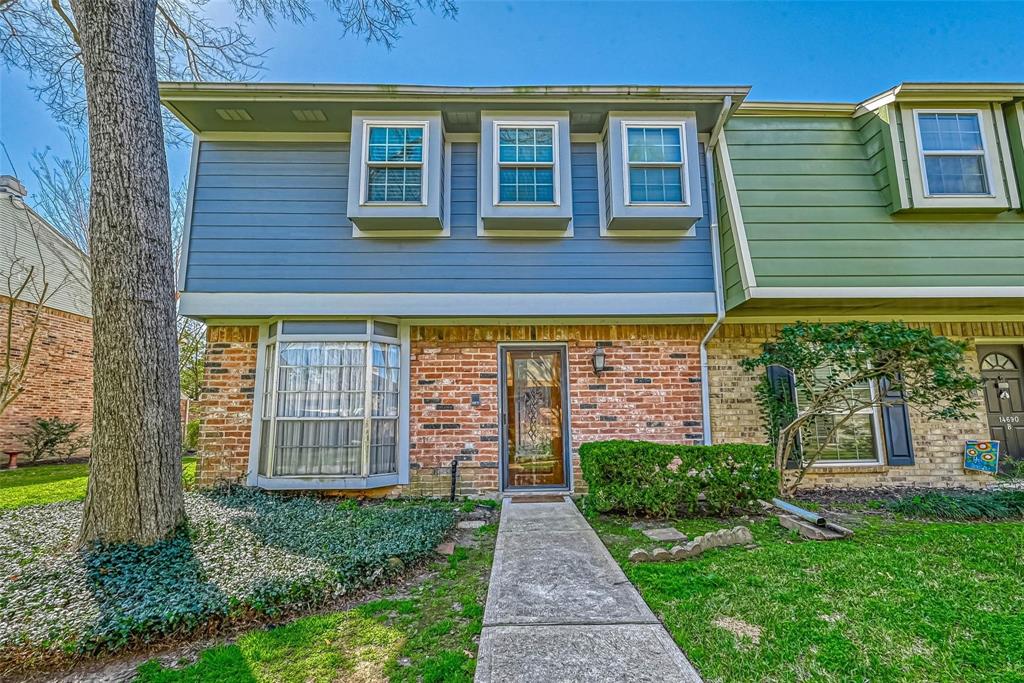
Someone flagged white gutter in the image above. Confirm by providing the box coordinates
[699,140,727,446]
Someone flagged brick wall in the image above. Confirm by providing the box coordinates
[0,296,92,454]
[408,324,706,497]
[708,322,1000,489]
[195,325,258,486]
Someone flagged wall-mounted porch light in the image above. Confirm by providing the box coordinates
[592,346,607,374]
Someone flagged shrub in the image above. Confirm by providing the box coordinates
[23,417,87,462]
[183,419,200,453]
[890,489,1024,520]
[579,440,776,517]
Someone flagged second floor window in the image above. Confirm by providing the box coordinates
[916,112,990,196]
[365,125,426,203]
[497,125,557,203]
[624,125,686,204]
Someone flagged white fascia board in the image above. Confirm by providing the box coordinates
[159,82,751,102]
[749,286,1024,299]
[177,292,719,318]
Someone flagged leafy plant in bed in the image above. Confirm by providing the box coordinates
[0,488,454,665]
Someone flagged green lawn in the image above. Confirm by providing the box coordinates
[591,514,1024,683]
[135,524,496,683]
[0,458,197,509]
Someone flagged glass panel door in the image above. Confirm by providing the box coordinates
[502,347,568,489]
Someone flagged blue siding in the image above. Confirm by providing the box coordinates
[185,141,715,294]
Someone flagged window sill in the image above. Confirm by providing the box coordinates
[805,464,887,475]
[601,217,697,238]
[253,473,401,490]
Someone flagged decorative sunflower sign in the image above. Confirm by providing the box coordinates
[964,440,1000,474]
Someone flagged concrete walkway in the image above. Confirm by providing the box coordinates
[475,497,702,682]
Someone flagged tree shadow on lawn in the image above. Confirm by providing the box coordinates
[81,530,237,658]
[133,537,495,683]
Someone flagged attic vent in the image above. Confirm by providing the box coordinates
[292,109,327,122]
[216,108,253,121]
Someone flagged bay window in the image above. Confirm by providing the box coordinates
[257,320,402,479]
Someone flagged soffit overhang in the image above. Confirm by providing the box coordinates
[159,82,750,135]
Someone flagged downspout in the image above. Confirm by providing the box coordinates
[699,97,732,445]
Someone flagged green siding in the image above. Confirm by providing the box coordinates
[723,114,1024,296]
[1005,102,1024,205]
[715,164,745,309]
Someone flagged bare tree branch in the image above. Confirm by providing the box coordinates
[29,127,90,253]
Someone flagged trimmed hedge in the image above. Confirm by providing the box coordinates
[580,440,777,517]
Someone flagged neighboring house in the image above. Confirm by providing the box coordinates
[710,83,1024,487]
[0,176,92,456]
[161,81,1024,495]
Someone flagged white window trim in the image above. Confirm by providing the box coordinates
[913,108,996,199]
[620,119,690,207]
[491,119,562,207]
[796,374,886,468]
[249,317,408,485]
[900,105,1010,211]
[360,120,429,207]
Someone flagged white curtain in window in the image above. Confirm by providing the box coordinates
[267,339,401,477]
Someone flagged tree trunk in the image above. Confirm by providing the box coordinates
[74,0,184,546]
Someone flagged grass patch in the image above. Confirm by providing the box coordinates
[0,490,454,666]
[135,525,497,683]
[0,458,197,509]
[591,515,1024,682]
[890,489,1024,520]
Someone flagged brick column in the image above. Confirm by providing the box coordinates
[196,325,259,486]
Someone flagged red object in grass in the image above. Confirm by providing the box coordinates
[4,451,20,469]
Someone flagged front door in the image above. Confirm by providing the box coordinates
[499,346,570,490]
[979,345,1024,473]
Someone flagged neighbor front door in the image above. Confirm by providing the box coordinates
[499,346,570,490]
[979,345,1024,472]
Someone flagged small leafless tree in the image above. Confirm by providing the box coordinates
[29,128,90,252]
[1,192,87,419]
[170,175,205,403]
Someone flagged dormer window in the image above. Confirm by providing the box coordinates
[365,125,426,204]
[601,112,703,234]
[479,112,573,233]
[623,124,687,205]
[898,105,1016,212]
[346,112,446,234]
[916,112,991,196]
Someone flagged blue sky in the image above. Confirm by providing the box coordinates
[2,1,1023,195]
